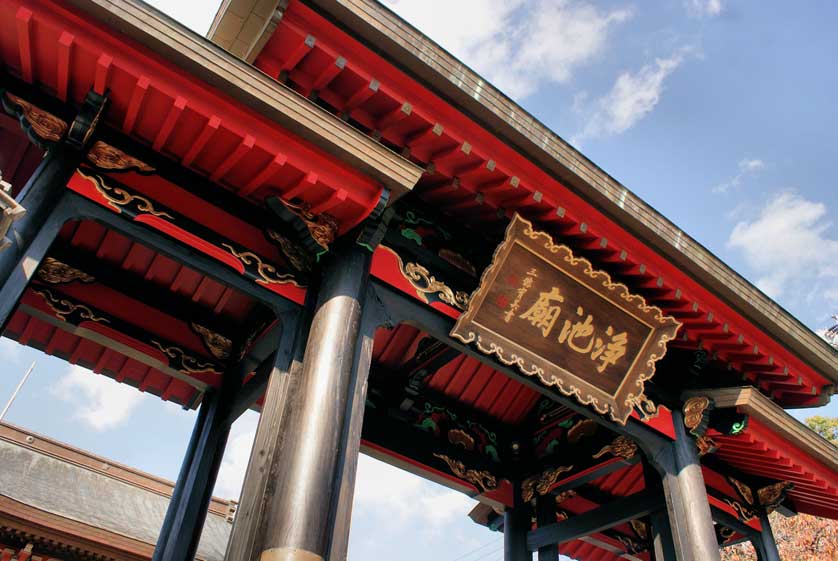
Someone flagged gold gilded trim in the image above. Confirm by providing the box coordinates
[191,323,232,361]
[450,214,681,424]
[4,93,68,142]
[80,171,173,219]
[222,244,301,287]
[381,245,470,311]
[566,418,597,443]
[433,453,497,493]
[683,396,712,435]
[280,199,338,250]
[151,341,216,374]
[447,428,476,451]
[728,477,754,505]
[724,498,757,523]
[37,257,95,285]
[757,481,793,512]
[87,141,155,173]
[695,435,718,457]
[266,229,313,273]
[521,465,574,503]
[592,436,638,460]
[35,288,109,324]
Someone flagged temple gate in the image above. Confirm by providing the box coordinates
[0,2,835,561]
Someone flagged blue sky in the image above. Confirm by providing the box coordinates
[1,1,836,561]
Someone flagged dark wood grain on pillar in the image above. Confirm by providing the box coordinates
[327,290,383,561]
[259,243,371,561]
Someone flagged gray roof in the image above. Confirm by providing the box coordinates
[0,436,231,561]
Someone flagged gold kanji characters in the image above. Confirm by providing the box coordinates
[519,286,564,337]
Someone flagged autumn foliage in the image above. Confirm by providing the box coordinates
[720,512,838,560]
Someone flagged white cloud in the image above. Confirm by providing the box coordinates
[0,337,23,365]
[353,454,476,533]
[383,0,631,100]
[208,425,477,529]
[575,49,688,142]
[713,158,765,194]
[687,0,723,17]
[727,191,838,306]
[214,411,259,500]
[52,365,148,431]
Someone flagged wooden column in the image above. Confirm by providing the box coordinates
[753,511,780,561]
[257,242,372,561]
[153,353,246,561]
[660,411,721,561]
[0,90,106,327]
[643,460,677,561]
[225,303,315,561]
[535,495,558,561]
[327,290,383,561]
[504,488,532,561]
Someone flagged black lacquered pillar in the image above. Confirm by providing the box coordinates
[505,483,533,561]
[258,242,372,561]
[661,410,721,561]
[753,511,780,561]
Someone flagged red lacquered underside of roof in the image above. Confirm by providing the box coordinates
[254,0,832,405]
[373,323,541,425]
[0,0,384,234]
[3,218,267,408]
[711,419,838,518]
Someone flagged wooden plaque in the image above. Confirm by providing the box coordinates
[451,214,681,424]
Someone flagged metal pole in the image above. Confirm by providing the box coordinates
[259,242,371,561]
[0,361,36,421]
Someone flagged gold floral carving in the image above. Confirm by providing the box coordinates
[222,244,300,287]
[280,199,338,250]
[630,520,649,540]
[728,477,755,505]
[86,141,155,173]
[380,245,470,311]
[447,429,476,451]
[695,435,718,457]
[433,453,497,493]
[191,323,232,361]
[567,418,597,443]
[554,490,576,505]
[4,93,68,142]
[80,171,173,219]
[266,229,313,273]
[627,394,660,421]
[718,526,736,544]
[521,465,574,503]
[683,396,712,435]
[449,214,681,425]
[617,535,646,554]
[37,257,95,285]
[151,341,216,374]
[592,436,638,460]
[404,262,470,311]
[724,498,757,523]
[35,288,109,324]
[757,481,794,512]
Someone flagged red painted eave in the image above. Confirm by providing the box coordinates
[252,0,836,404]
[1,0,385,233]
